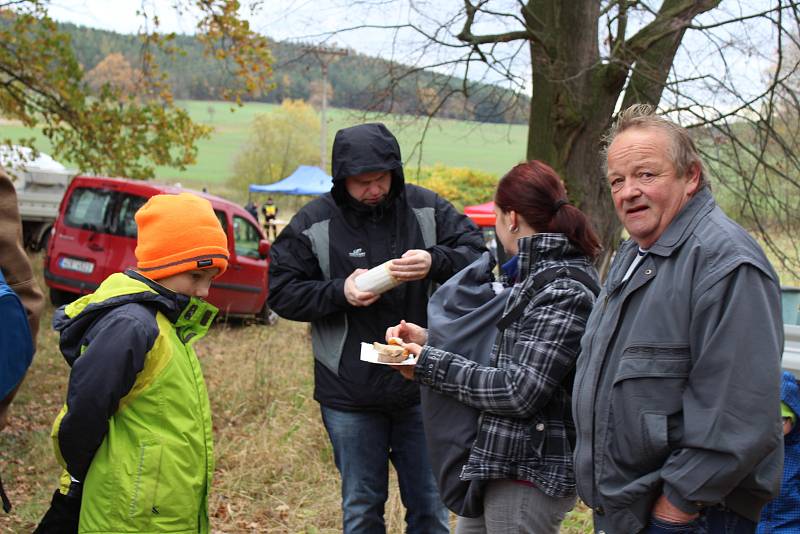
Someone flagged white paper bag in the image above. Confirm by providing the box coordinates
[355,260,402,294]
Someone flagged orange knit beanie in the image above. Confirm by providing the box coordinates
[134,193,229,280]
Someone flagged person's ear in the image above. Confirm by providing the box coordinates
[686,162,702,195]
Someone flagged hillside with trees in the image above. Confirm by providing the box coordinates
[61,22,529,124]
[0,2,272,179]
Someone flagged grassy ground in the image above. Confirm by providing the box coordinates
[0,254,593,533]
[1,100,527,183]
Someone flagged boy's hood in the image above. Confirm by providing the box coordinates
[52,271,196,366]
[783,371,800,437]
[330,123,405,211]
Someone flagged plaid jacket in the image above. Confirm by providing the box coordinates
[416,233,598,498]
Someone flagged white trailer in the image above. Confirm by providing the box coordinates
[1,146,75,251]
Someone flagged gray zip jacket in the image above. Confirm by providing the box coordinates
[573,187,784,533]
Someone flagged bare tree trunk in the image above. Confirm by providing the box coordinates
[523,0,623,272]
[521,0,721,274]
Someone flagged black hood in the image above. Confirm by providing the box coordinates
[52,270,189,366]
[330,123,405,209]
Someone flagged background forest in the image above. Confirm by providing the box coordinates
[63,23,530,125]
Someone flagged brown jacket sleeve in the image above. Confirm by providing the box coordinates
[0,168,45,421]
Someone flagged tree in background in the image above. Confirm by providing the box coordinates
[230,99,321,191]
[0,0,273,179]
[85,53,141,96]
[334,1,800,274]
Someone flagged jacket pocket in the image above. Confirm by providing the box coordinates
[607,346,690,470]
[613,345,692,383]
[124,439,163,522]
[641,411,669,461]
[526,414,546,460]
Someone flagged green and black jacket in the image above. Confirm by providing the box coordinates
[50,270,215,533]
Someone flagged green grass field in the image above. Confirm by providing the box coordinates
[1,100,528,183]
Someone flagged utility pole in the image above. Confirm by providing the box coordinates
[305,44,348,172]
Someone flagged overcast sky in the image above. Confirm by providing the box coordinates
[47,0,405,52]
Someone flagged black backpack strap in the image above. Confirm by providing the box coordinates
[1,472,11,513]
[535,266,600,297]
[496,266,600,331]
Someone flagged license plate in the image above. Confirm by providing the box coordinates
[59,257,94,274]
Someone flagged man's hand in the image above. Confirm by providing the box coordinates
[386,320,428,346]
[344,269,380,307]
[652,494,699,524]
[388,249,432,282]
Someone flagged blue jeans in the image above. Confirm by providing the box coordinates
[320,404,450,534]
[645,507,756,534]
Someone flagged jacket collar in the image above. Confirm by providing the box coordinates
[517,233,583,277]
[605,188,715,289]
[55,271,217,355]
[126,270,217,344]
[646,187,715,257]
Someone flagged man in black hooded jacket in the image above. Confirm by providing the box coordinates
[268,123,485,533]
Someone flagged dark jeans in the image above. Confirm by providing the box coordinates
[645,507,756,534]
[320,404,450,534]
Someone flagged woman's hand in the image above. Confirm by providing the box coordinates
[389,341,422,380]
[385,320,428,345]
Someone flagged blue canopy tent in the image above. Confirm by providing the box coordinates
[249,165,333,195]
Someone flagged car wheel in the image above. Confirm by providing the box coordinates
[256,303,278,325]
[50,288,77,308]
[38,229,51,253]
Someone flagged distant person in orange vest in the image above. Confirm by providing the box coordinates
[262,197,278,240]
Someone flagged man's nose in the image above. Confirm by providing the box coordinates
[618,177,641,200]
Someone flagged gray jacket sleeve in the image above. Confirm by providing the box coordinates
[660,264,784,513]
[268,217,349,322]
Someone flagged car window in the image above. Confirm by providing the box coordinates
[232,215,261,259]
[109,193,147,238]
[214,210,229,234]
[64,187,115,232]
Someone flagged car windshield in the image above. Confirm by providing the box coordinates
[64,187,146,238]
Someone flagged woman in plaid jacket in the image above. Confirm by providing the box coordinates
[388,160,601,534]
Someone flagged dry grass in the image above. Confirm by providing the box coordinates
[0,254,593,533]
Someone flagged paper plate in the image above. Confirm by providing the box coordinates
[359,342,417,365]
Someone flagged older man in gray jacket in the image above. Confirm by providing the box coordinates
[573,105,784,534]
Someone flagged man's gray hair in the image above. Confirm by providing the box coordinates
[601,104,707,189]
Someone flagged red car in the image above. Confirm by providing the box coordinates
[464,200,509,265]
[44,176,274,322]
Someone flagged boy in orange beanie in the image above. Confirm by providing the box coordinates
[36,193,228,534]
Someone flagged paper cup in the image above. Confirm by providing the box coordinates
[355,260,402,294]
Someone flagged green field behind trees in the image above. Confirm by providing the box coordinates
[1,99,527,183]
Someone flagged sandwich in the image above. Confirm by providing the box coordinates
[373,341,409,363]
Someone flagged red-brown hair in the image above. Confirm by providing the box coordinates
[494,160,602,260]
